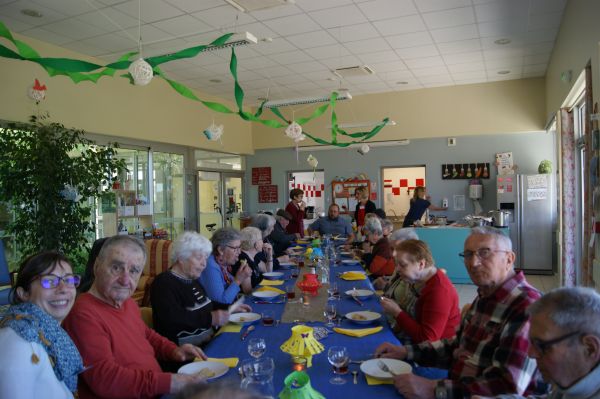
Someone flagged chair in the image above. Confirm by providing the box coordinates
[140,307,153,328]
[0,240,12,306]
[131,239,173,306]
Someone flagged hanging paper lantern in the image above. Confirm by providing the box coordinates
[128,58,153,86]
[203,122,224,141]
[307,154,318,169]
[28,78,47,102]
[357,143,370,155]
[285,121,305,143]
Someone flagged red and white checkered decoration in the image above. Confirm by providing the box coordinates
[383,178,425,195]
[289,183,324,198]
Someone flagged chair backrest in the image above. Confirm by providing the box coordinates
[143,239,173,277]
[0,240,10,286]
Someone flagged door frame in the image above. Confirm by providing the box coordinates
[196,169,245,234]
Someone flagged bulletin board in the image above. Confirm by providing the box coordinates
[331,179,370,214]
[252,167,272,185]
[258,185,278,203]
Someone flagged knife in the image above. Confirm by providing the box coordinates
[240,325,255,341]
[351,294,364,307]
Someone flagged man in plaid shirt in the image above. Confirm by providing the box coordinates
[376,226,542,399]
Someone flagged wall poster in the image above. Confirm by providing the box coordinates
[258,185,278,203]
[252,167,271,185]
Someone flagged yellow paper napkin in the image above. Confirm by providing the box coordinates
[256,285,286,294]
[340,272,367,281]
[365,374,393,385]
[214,323,242,337]
[333,326,383,337]
[259,279,284,286]
[375,290,384,296]
[194,357,239,368]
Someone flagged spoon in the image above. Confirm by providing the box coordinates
[240,325,255,341]
[352,370,358,384]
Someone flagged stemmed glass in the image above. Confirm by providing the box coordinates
[248,338,266,359]
[327,282,339,300]
[327,346,349,385]
[324,302,337,327]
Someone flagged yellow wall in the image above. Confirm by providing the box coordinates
[545,0,600,116]
[0,33,255,154]
[252,78,546,149]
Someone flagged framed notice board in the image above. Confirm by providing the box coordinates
[252,167,271,185]
[258,185,278,203]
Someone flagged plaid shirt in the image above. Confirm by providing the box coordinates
[406,271,542,397]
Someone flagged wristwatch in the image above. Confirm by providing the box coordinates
[434,381,449,399]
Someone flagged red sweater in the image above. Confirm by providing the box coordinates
[63,294,176,399]
[395,269,461,343]
[285,201,305,237]
[368,237,395,277]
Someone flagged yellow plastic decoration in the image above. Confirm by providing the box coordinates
[280,325,324,367]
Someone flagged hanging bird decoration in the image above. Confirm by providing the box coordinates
[203,121,224,142]
[28,79,47,103]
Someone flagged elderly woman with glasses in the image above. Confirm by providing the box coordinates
[232,227,273,288]
[199,227,253,306]
[0,251,83,398]
[360,217,395,277]
[151,232,251,349]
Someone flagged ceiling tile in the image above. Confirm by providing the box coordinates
[249,4,303,20]
[115,0,184,23]
[285,30,337,49]
[385,31,433,49]
[354,81,389,91]
[296,0,353,12]
[320,54,362,69]
[430,24,479,43]
[253,38,297,55]
[42,17,109,40]
[477,18,528,38]
[268,49,314,64]
[422,7,475,30]
[257,64,294,77]
[522,28,559,44]
[309,5,368,28]
[528,11,563,31]
[152,15,212,37]
[451,70,487,80]
[383,69,415,80]
[524,52,550,65]
[77,8,139,32]
[191,5,255,29]
[0,0,68,26]
[447,62,486,73]
[358,50,399,64]
[121,23,172,44]
[285,80,322,90]
[483,47,524,61]
[302,69,337,80]
[31,0,103,17]
[530,0,567,15]
[344,37,391,54]
[357,0,417,21]
[523,63,547,74]
[474,0,527,23]
[143,38,189,57]
[272,74,308,85]
[395,45,440,60]
[262,13,321,36]
[417,73,452,83]
[484,57,523,69]
[524,41,554,55]
[235,22,278,39]
[286,60,327,73]
[414,0,472,13]
[327,23,380,42]
[404,55,445,69]
[373,15,426,36]
[0,15,35,32]
[232,46,261,60]
[64,40,111,57]
[230,56,274,70]
[187,52,227,67]
[164,0,223,13]
[304,44,350,60]
[369,61,408,73]
[21,26,72,45]
[78,32,137,54]
[436,39,481,54]
[442,51,484,65]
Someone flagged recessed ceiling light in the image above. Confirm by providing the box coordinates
[209,79,222,83]
[494,38,511,45]
[396,81,408,85]
[497,70,511,75]
[21,9,43,18]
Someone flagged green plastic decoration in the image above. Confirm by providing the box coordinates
[0,20,389,147]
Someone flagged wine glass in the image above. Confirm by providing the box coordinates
[327,346,349,385]
[327,282,339,300]
[247,338,266,359]
[324,302,337,327]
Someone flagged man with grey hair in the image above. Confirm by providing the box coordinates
[376,226,542,398]
[269,209,298,257]
[64,235,207,398]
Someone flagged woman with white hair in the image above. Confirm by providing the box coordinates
[231,227,273,288]
[151,231,251,346]
[361,217,395,277]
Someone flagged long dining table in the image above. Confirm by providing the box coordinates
[201,242,446,398]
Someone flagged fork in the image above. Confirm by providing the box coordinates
[377,359,398,376]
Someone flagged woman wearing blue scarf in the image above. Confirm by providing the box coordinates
[0,251,84,398]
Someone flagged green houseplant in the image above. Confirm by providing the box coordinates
[0,114,126,272]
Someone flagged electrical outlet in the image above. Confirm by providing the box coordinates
[448,138,457,146]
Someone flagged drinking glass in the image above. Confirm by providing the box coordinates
[327,282,339,300]
[324,302,337,327]
[262,310,275,326]
[291,265,299,279]
[327,346,349,384]
[247,338,266,359]
[286,285,296,300]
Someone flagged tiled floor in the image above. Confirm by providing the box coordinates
[454,274,560,309]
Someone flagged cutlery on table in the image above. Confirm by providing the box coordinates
[253,300,285,304]
[377,359,398,377]
[240,325,255,341]
[351,294,364,307]
[352,370,358,384]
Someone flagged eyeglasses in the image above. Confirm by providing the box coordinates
[108,263,142,277]
[531,330,581,355]
[34,274,81,289]
[226,245,242,251]
[459,247,510,260]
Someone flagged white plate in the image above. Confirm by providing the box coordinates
[178,361,229,380]
[345,289,374,300]
[229,312,261,325]
[342,259,358,264]
[360,359,412,380]
[278,262,295,269]
[340,251,353,256]
[252,290,280,300]
[345,311,381,325]
[263,272,284,280]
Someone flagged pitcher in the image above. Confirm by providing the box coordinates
[240,357,275,398]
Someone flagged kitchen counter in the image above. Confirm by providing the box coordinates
[416,226,472,284]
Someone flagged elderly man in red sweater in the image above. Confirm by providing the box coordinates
[63,235,206,399]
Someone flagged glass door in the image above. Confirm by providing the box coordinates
[224,174,244,230]
[198,171,223,237]
[153,152,185,240]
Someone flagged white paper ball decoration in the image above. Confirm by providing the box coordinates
[358,143,370,155]
[285,121,305,143]
[129,58,153,86]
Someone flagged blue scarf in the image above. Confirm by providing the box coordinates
[0,302,83,392]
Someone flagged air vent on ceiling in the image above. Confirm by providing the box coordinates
[334,65,375,79]
[224,0,294,12]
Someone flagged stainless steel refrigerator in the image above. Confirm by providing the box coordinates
[496,174,556,274]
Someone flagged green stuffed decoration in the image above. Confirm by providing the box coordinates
[278,371,325,399]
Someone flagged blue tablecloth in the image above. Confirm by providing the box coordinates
[203,255,447,398]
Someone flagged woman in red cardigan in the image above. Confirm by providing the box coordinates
[361,217,395,277]
[379,239,460,344]
[285,188,306,237]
